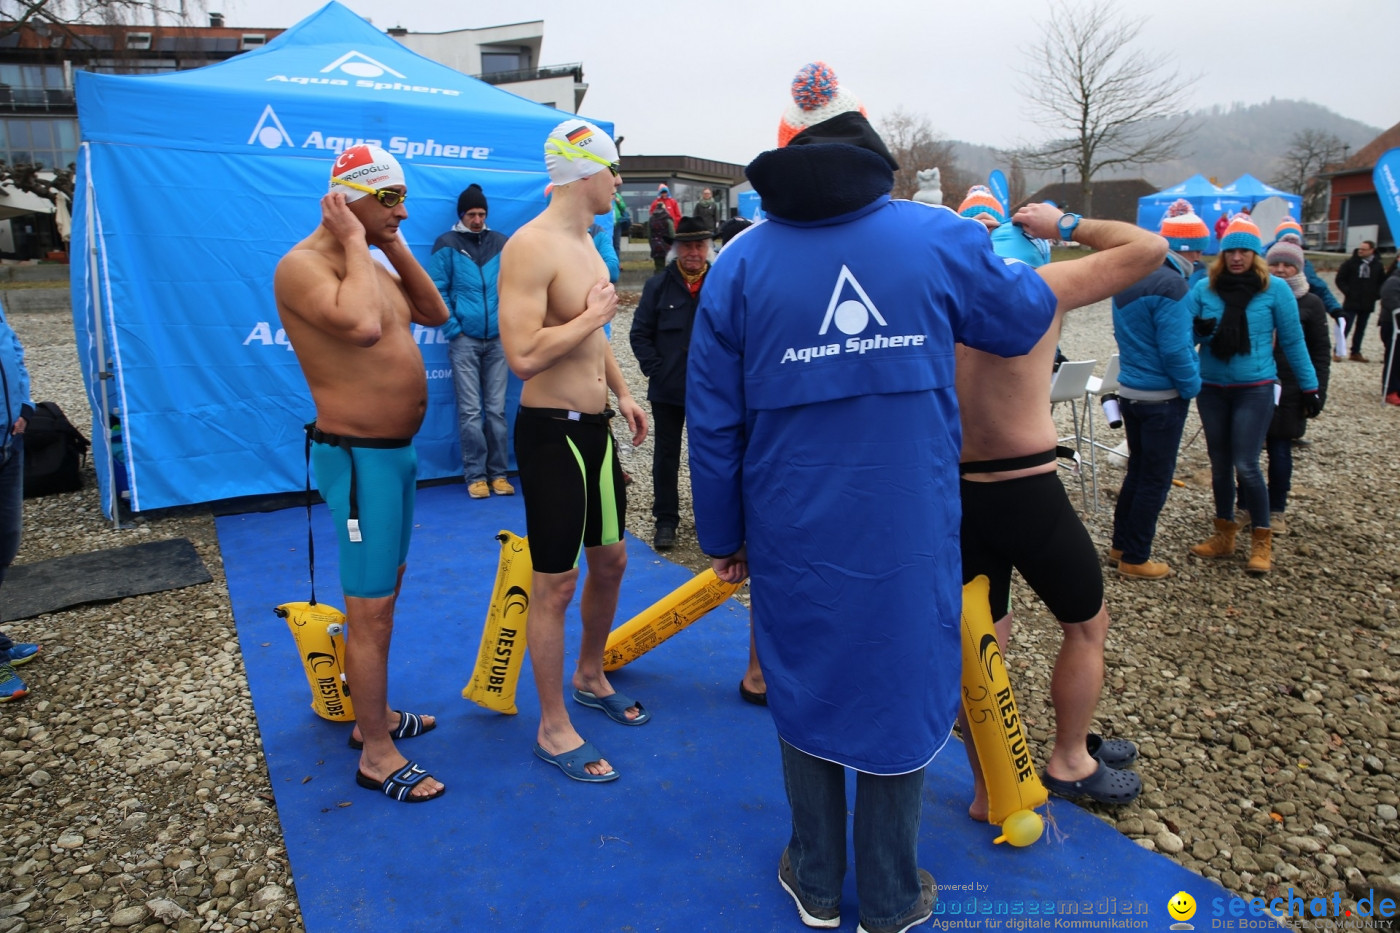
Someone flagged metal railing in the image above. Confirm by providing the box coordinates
[472,62,582,86]
[0,88,75,113]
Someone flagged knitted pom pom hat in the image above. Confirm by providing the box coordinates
[1159,204,1211,252]
[1265,239,1305,273]
[1219,213,1264,254]
[958,185,1007,225]
[777,62,867,147]
[1274,216,1304,241]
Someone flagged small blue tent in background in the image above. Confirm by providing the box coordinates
[1218,173,1304,219]
[1136,174,1240,254]
[71,1,610,516]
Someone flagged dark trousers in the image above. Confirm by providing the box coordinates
[649,401,685,526]
[1344,303,1374,355]
[1111,397,1188,564]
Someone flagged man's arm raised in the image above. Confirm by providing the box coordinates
[380,234,448,327]
[274,193,393,347]
[1014,203,1167,314]
[497,232,617,381]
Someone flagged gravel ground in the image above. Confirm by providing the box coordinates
[2,272,1398,931]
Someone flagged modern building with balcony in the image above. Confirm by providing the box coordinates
[0,13,585,258]
[387,20,587,114]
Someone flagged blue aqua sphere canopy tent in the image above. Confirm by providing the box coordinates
[1135,174,1241,253]
[71,1,611,516]
[1217,173,1304,220]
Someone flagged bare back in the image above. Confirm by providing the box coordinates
[956,309,1066,481]
[275,236,429,438]
[498,218,613,412]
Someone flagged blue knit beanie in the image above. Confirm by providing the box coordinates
[1219,214,1263,254]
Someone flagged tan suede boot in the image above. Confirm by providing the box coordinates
[1246,528,1272,574]
[1190,518,1239,558]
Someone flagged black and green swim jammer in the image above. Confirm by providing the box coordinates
[512,406,627,573]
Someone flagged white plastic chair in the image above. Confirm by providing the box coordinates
[1081,353,1121,510]
[1049,359,1096,510]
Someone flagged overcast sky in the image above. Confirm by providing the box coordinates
[221,0,1399,167]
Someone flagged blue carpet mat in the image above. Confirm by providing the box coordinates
[216,484,1271,932]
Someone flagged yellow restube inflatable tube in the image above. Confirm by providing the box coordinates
[602,569,742,671]
[463,530,532,714]
[961,575,1048,845]
[275,600,355,722]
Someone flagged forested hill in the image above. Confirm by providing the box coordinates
[953,99,1382,190]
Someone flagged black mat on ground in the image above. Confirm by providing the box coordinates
[2,538,211,621]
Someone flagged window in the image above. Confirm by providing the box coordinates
[126,33,152,50]
[241,34,266,49]
[480,47,527,74]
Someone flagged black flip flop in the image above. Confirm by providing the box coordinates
[739,682,767,706]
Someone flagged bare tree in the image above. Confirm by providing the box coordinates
[877,107,967,202]
[1016,0,1196,218]
[0,0,201,38]
[1271,129,1348,223]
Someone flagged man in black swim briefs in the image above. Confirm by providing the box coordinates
[954,208,1167,812]
[498,120,649,784]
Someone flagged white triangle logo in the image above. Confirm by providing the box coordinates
[818,265,887,336]
[247,105,293,148]
[321,50,405,79]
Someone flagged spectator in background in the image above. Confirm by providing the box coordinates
[1336,240,1385,362]
[1107,220,1201,581]
[1213,211,1231,246]
[1244,239,1331,537]
[590,216,619,284]
[1380,256,1400,406]
[649,183,681,227]
[717,215,752,248]
[429,183,514,499]
[647,200,674,272]
[1187,213,1319,575]
[693,187,720,233]
[629,217,714,551]
[0,296,36,703]
[1271,218,1342,319]
[610,190,628,258]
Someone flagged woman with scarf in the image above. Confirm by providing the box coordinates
[1186,214,1320,574]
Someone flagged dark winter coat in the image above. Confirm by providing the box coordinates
[629,262,702,406]
[1269,291,1331,440]
[1336,251,1385,311]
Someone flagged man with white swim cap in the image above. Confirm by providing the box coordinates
[498,119,649,784]
[274,143,449,803]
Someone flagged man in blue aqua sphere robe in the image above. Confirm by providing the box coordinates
[686,60,1169,933]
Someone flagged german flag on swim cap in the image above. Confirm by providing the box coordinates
[544,118,618,186]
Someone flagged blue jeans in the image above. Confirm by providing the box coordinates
[779,738,927,929]
[0,439,23,651]
[447,335,509,483]
[1196,384,1274,527]
[1111,397,1188,564]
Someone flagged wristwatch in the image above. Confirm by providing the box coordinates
[1056,212,1082,241]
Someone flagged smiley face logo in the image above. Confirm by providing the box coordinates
[1168,891,1197,924]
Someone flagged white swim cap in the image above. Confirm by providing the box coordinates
[544,119,618,186]
[328,144,405,201]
